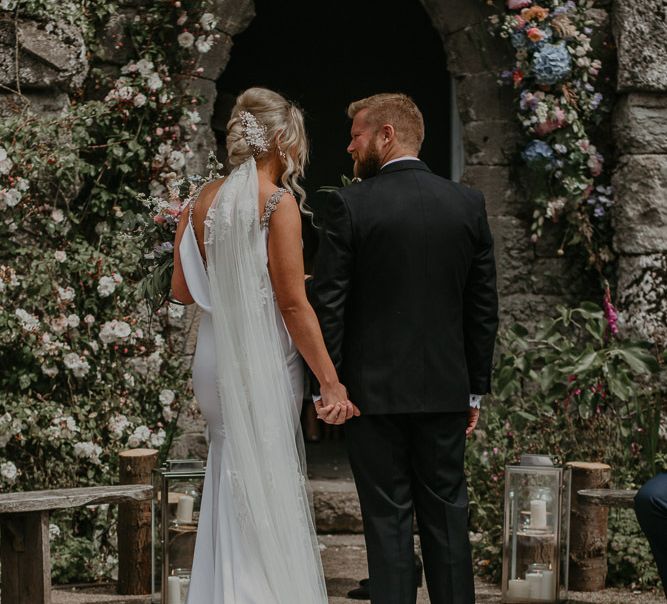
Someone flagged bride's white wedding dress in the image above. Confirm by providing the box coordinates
[178,159,327,603]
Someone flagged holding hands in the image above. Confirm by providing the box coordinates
[315,381,360,425]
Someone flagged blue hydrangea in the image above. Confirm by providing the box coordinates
[522,140,555,164]
[511,31,527,49]
[532,43,572,85]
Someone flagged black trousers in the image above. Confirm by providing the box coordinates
[345,412,475,604]
[635,472,667,597]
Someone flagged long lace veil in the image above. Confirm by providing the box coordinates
[204,158,327,603]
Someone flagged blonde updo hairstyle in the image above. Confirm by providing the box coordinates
[226,87,309,211]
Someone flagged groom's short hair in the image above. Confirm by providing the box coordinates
[347,93,425,153]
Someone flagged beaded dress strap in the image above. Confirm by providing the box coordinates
[187,182,207,231]
[260,188,289,229]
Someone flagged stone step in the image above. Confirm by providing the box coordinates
[312,478,363,534]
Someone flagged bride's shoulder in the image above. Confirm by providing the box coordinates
[191,177,226,224]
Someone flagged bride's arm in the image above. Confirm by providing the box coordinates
[171,204,195,305]
[268,193,359,422]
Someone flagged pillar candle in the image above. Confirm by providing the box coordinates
[180,576,191,602]
[526,572,543,599]
[530,499,547,529]
[507,578,531,599]
[176,494,194,523]
[540,570,555,601]
[167,575,181,604]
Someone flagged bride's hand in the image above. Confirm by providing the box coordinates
[317,382,361,424]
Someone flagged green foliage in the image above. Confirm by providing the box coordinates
[467,303,666,587]
[0,0,220,583]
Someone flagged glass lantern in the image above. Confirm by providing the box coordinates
[152,459,206,604]
[502,454,571,603]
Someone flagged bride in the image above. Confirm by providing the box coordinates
[170,87,358,603]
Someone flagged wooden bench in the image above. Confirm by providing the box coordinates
[577,488,638,509]
[0,484,153,604]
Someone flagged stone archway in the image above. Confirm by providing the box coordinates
[188,0,589,332]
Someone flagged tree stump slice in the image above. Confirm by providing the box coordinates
[566,461,611,591]
[117,448,158,595]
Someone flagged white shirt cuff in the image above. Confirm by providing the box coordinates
[312,394,322,403]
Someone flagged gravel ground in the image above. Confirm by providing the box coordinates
[53,533,664,604]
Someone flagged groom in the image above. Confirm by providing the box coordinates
[310,93,499,603]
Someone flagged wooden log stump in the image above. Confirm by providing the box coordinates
[566,461,611,591]
[117,448,158,595]
[0,510,50,604]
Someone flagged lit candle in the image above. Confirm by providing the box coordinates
[167,575,181,604]
[180,575,191,602]
[176,494,194,523]
[540,570,554,601]
[526,572,543,599]
[530,499,547,529]
[507,578,531,599]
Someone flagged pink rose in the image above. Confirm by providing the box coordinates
[507,0,532,9]
[526,27,544,42]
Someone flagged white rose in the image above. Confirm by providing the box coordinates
[15,177,29,192]
[0,461,17,482]
[200,13,217,31]
[49,523,61,539]
[57,286,75,302]
[113,321,132,339]
[0,147,7,161]
[97,275,117,297]
[15,308,39,332]
[67,314,80,328]
[3,188,21,207]
[51,315,69,334]
[0,156,13,175]
[51,208,64,223]
[117,86,134,101]
[177,31,195,48]
[134,93,147,107]
[136,58,154,76]
[41,364,59,378]
[127,435,141,448]
[149,428,166,448]
[133,425,151,441]
[195,35,213,54]
[162,406,175,422]
[159,389,175,406]
[54,250,67,262]
[84,314,95,325]
[147,73,163,91]
[167,150,185,171]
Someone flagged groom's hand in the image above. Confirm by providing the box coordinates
[316,382,361,424]
[466,407,480,438]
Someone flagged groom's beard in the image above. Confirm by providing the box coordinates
[353,142,382,180]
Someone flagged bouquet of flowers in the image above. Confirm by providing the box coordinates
[133,151,224,311]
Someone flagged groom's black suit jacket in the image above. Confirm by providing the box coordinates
[309,159,499,415]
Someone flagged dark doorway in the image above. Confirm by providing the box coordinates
[213,0,454,235]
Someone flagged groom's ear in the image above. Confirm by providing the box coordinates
[380,123,395,143]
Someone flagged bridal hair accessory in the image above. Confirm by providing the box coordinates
[240,111,269,156]
[279,149,287,160]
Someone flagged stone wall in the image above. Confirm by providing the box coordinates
[612,0,667,345]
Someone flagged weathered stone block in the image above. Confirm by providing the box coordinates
[617,252,667,346]
[311,479,363,534]
[463,120,519,166]
[0,18,88,90]
[194,33,233,82]
[613,93,667,154]
[613,155,667,254]
[445,21,512,77]
[419,0,494,37]
[0,90,68,117]
[614,0,667,91]
[456,72,514,123]
[212,0,255,37]
[461,165,524,218]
